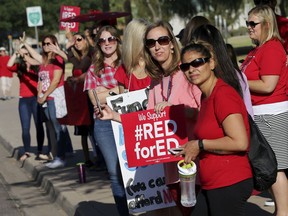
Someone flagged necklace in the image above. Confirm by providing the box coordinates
[160,75,173,102]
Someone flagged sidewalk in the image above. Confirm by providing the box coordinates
[0,76,274,216]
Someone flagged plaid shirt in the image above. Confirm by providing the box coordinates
[84,63,118,91]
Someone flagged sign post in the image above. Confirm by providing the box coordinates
[26,6,43,52]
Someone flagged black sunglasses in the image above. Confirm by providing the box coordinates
[42,42,51,46]
[98,36,118,45]
[145,36,171,48]
[76,38,83,42]
[180,57,210,72]
[246,21,260,28]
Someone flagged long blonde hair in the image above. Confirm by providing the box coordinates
[122,19,149,74]
[248,5,282,45]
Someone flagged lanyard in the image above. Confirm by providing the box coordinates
[161,75,173,102]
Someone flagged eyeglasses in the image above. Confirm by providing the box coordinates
[76,38,83,42]
[180,57,210,72]
[145,36,171,48]
[42,42,51,46]
[246,21,260,29]
[98,36,118,45]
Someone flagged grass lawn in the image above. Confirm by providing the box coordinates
[227,35,252,48]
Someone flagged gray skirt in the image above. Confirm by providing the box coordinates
[254,111,288,170]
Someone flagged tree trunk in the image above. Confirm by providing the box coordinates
[124,0,132,24]
[102,0,110,12]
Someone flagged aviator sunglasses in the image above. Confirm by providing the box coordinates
[98,36,118,45]
[42,42,51,46]
[76,37,83,42]
[180,57,210,72]
[145,36,171,48]
[246,21,260,29]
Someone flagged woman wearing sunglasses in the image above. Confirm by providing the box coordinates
[241,5,288,216]
[7,46,45,161]
[58,29,97,168]
[180,40,253,216]
[84,25,129,216]
[143,21,201,216]
[20,33,72,168]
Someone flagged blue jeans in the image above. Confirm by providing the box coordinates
[94,119,129,216]
[43,99,70,158]
[19,97,44,153]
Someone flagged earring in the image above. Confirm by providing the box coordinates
[171,48,174,54]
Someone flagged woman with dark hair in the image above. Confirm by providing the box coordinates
[180,15,210,47]
[192,24,253,117]
[180,40,253,216]
[84,25,129,216]
[20,33,71,169]
[7,46,45,161]
[57,29,97,168]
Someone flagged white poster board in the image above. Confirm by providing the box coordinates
[106,88,175,213]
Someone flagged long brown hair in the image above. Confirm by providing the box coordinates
[41,35,59,65]
[144,21,180,80]
[71,33,90,61]
[92,25,121,76]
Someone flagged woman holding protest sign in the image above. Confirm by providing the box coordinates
[83,25,129,216]
[94,20,201,216]
[143,20,201,216]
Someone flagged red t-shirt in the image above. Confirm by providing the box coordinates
[193,79,252,190]
[241,39,288,105]
[38,55,65,94]
[277,15,288,52]
[7,64,38,97]
[114,64,151,91]
[0,56,13,77]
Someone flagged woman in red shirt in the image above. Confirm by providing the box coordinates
[7,47,45,161]
[241,5,288,215]
[180,41,253,216]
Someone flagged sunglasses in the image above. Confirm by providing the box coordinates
[76,38,83,42]
[246,21,260,28]
[145,36,171,48]
[98,36,118,45]
[180,57,210,72]
[42,42,51,46]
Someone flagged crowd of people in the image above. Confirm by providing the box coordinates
[0,0,287,215]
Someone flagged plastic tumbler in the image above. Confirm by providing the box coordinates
[77,162,86,183]
[177,159,197,207]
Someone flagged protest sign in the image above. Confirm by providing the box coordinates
[121,105,187,167]
[107,88,176,213]
[59,5,80,32]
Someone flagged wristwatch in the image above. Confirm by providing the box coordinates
[198,140,204,151]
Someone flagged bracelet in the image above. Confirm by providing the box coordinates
[198,140,204,151]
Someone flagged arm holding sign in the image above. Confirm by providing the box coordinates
[94,104,122,122]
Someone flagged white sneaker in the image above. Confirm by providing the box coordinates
[264,199,275,206]
[45,158,65,169]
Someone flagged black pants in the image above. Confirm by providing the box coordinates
[202,178,253,216]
